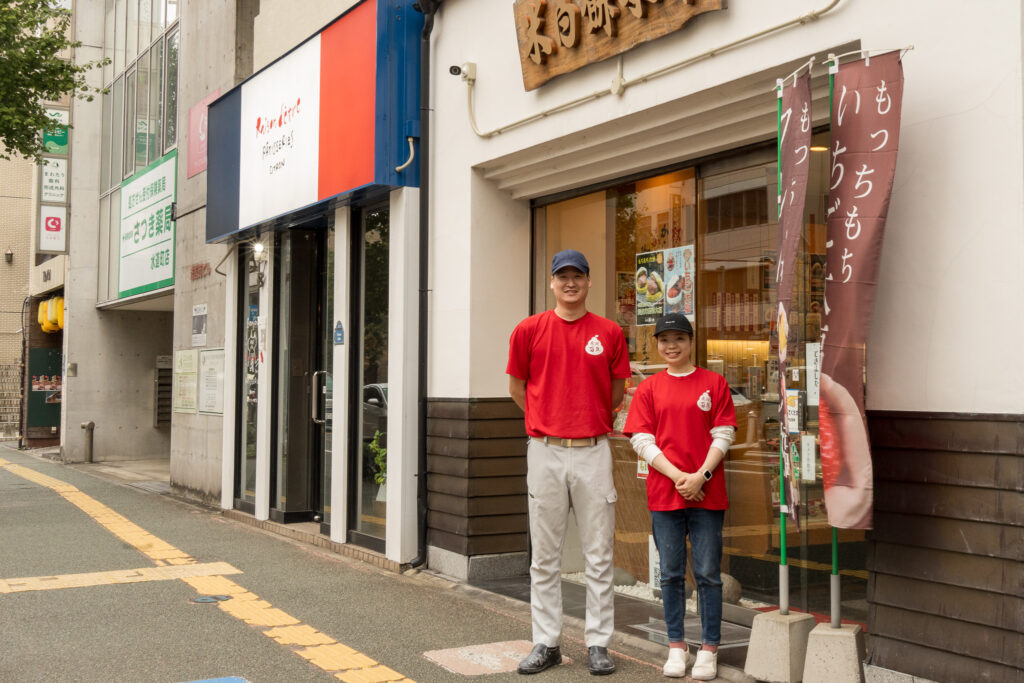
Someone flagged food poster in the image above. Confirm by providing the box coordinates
[663,245,695,317]
[635,250,665,325]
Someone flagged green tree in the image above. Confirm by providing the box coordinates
[0,0,105,161]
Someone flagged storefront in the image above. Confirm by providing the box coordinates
[206,0,424,562]
[427,1,1022,681]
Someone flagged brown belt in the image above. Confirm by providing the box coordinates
[531,435,607,448]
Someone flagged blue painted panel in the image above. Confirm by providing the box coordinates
[206,88,242,243]
[374,0,423,188]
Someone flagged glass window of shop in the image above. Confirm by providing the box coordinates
[349,205,390,546]
[237,245,262,506]
[533,135,867,623]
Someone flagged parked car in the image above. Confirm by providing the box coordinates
[363,383,387,438]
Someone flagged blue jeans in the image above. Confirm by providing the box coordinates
[650,508,724,645]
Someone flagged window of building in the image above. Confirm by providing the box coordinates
[533,135,867,623]
[99,0,178,198]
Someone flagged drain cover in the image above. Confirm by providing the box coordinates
[190,595,232,604]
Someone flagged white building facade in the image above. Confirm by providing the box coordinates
[424,1,1022,681]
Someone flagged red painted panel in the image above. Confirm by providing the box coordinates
[318,0,377,200]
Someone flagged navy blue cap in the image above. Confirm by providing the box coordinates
[654,313,694,337]
[550,249,590,275]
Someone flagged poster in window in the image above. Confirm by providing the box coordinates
[663,245,695,318]
[634,250,664,325]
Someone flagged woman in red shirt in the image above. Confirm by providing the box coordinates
[624,313,736,680]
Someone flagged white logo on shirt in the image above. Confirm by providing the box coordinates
[585,334,604,356]
[697,389,712,412]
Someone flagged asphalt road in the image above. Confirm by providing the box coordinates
[0,444,705,683]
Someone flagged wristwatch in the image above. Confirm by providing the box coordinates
[702,469,712,481]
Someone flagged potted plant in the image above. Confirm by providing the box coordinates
[369,430,386,501]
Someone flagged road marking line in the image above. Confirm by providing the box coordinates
[0,562,242,593]
[0,458,415,682]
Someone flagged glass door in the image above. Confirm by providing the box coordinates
[347,204,389,551]
[271,228,326,523]
[320,227,335,533]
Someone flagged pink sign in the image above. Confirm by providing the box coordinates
[187,90,220,178]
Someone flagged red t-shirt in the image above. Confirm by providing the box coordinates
[623,368,737,511]
[507,310,631,438]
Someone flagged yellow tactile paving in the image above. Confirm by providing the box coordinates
[298,644,376,670]
[265,624,336,646]
[220,597,302,627]
[183,575,254,596]
[0,562,241,593]
[0,458,417,682]
[336,665,408,682]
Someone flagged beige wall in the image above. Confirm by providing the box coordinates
[252,0,359,72]
[0,154,34,367]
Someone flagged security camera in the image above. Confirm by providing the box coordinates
[449,65,462,76]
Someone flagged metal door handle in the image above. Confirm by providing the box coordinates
[312,370,327,424]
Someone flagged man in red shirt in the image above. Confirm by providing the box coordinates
[507,249,631,676]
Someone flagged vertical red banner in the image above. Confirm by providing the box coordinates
[820,52,904,530]
[775,73,813,528]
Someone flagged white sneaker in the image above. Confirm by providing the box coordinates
[662,647,688,678]
[691,648,718,680]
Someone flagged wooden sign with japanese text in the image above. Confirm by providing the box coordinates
[512,0,726,91]
[819,51,904,530]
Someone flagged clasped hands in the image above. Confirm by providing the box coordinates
[674,471,705,502]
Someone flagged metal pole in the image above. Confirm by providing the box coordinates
[80,421,94,463]
[830,526,841,628]
[776,77,789,618]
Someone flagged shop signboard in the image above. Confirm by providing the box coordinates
[119,150,176,298]
[41,158,68,203]
[774,72,813,527]
[187,89,220,177]
[238,37,323,230]
[206,0,425,242]
[27,348,62,428]
[512,0,725,90]
[820,51,904,530]
[38,204,67,253]
[43,109,69,155]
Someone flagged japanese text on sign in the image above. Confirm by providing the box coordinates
[513,0,724,90]
[119,151,177,298]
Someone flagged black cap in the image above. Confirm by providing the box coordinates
[550,249,590,275]
[654,313,694,337]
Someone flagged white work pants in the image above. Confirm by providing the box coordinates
[526,438,617,648]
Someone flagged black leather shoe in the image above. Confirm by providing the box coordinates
[517,644,562,674]
[588,646,616,675]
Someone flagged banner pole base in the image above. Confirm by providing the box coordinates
[745,606,816,682]
[780,563,790,615]
[830,573,841,628]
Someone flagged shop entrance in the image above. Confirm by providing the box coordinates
[270,226,334,526]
